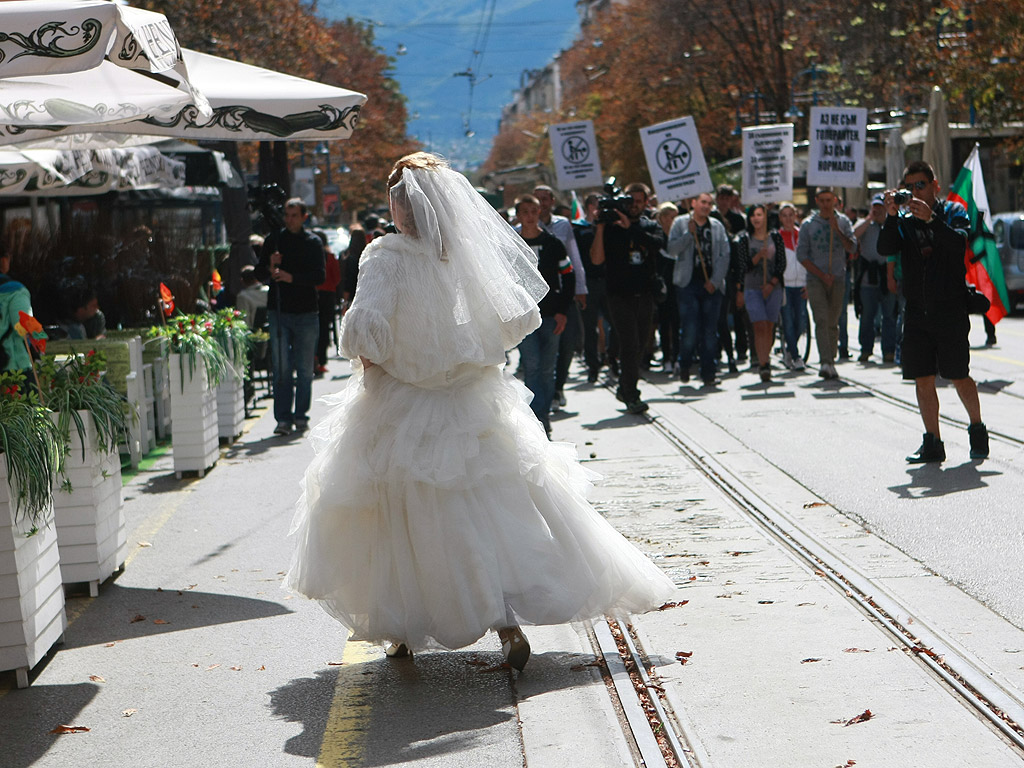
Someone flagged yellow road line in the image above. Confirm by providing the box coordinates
[975,350,1024,367]
[317,639,380,767]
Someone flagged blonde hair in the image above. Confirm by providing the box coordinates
[656,201,679,221]
[388,151,449,188]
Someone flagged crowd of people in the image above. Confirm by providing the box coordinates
[508,161,989,462]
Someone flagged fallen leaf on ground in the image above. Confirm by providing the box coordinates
[137,541,152,548]
[257,665,266,671]
[645,682,665,693]
[153,619,169,625]
[797,602,816,607]
[675,651,693,666]
[758,600,775,604]
[50,725,90,734]
[727,551,752,557]
[122,709,137,718]
[801,658,822,664]
[130,614,146,623]
[156,587,163,592]
[104,643,117,648]
[326,661,344,666]
[570,659,607,671]
[479,663,509,673]
[838,709,873,727]
[205,664,220,671]
[88,675,105,683]
[657,600,689,610]
[716,594,733,599]
[803,502,827,508]
[186,584,197,590]
[230,666,242,671]
[843,648,872,653]
[687,576,697,582]
[192,664,199,668]
[695,560,710,566]
[814,570,826,577]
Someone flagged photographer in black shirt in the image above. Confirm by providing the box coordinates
[591,183,665,414]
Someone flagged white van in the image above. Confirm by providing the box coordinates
[992,212,1024,311]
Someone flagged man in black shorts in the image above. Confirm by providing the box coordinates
[878,160,989,462]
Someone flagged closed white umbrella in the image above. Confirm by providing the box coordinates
[885,126,906,188]
[922,85,952,189]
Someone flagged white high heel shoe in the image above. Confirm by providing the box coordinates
[498,627,530,671]
[385,642,411,658]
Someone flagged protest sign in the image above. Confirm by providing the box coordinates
[549,121,604,190]
[741,124,794,205]
[639,116,713,202]
[806,107,867,187]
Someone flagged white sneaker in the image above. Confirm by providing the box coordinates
[792,355,805,371]
[782,348,794,370]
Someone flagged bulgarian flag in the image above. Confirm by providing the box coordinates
[947,144,1011,323]
[569,190,585,223]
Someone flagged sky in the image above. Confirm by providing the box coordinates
[318,0,582,169]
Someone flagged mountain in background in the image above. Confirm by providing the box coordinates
[318,0,579,169]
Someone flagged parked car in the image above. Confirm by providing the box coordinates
[991,212,1024,311]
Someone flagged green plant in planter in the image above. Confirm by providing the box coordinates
[0,371,66,532]
[210,309,253,379]
[37,350,132,462]
[149,314,228,391]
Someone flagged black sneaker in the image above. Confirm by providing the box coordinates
[906,432,945,463]
[625,398,649,414]
[968,422,989,459]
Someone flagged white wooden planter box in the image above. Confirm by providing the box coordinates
[0,462,66,689]
[216,373,245,442]
[53,412,126,597]
[169,353,219,479]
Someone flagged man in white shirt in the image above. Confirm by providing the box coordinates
[534,185,587,409]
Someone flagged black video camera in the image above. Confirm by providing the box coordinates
[597,177,633,224]
[248,183,287,233]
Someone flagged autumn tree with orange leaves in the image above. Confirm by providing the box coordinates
[484,0,952,189]
[136,0,417,213]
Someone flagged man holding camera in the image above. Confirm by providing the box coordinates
[797,187,858,380]
[878,160,988,462]
[590,183,665,414]
[256,198,326,436]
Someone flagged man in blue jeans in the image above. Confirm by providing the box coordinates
[256,199,325,435]
[516,195,574,437]
[667,192,731,387]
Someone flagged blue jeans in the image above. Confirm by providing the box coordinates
[780,286,808,359]
[676,281,723,382]
[268,310,318,425]
[519,316,559,428]
[858,284,898,356]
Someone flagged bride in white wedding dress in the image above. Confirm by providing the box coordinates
[284,152,676,670]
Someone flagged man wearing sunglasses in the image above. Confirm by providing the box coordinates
[878,160,989,463]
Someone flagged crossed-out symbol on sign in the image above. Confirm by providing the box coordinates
[657,138,691,174]
[561,136,590,164]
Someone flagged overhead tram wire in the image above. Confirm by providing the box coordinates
[454,0,498,137]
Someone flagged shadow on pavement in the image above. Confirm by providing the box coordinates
[0,682,99,768]
[887,461,1002,499]
[57,584,293,650]
[270,648,596,765]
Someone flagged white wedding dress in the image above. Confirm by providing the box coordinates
[284,224,676,652]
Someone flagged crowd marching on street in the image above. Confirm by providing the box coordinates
[498,162,992,465]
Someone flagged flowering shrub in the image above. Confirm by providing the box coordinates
[149,314,229,390]
[210,309,253,376]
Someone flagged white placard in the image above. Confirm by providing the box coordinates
[292,167,316,208]
[549,121,604,190]
[741,124,794,205]
[639,116,713,202]
[806,107,867,187]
